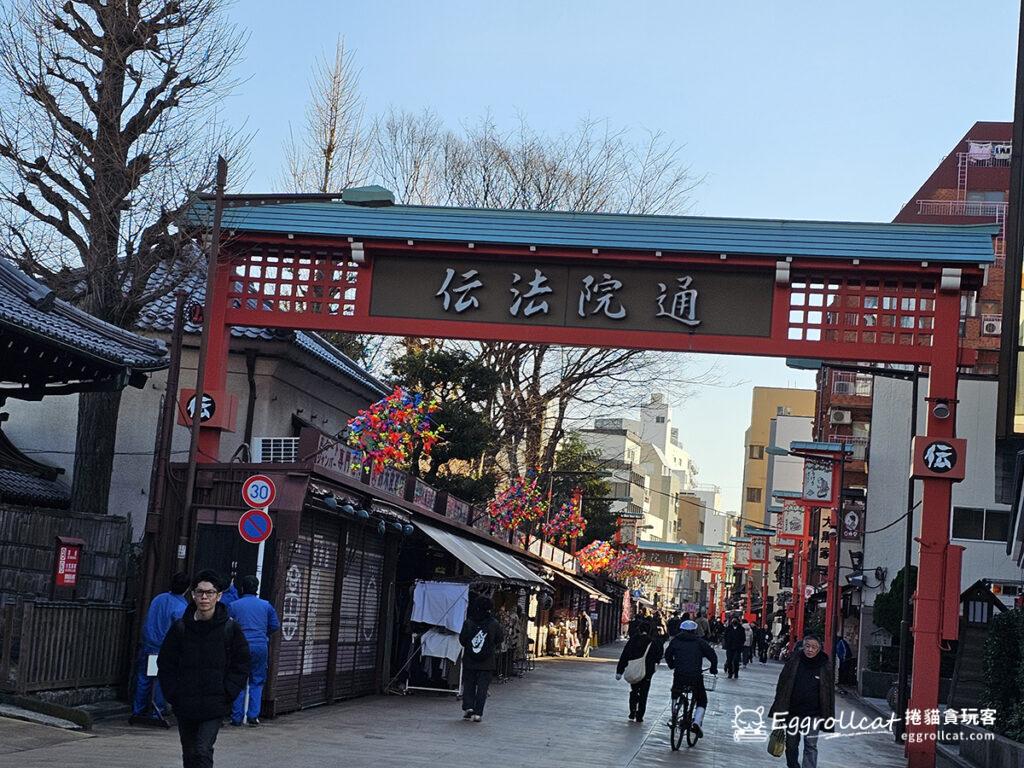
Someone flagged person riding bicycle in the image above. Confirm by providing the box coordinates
[664,619,718,738]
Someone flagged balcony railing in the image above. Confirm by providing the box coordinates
[917,199,1008,218]
[828,434,869,461]
[832,371,873,398]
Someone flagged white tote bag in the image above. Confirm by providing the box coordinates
[622,642,651,684]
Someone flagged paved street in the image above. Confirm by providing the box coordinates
[0,644,917,768]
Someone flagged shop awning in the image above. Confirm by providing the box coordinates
[553,570,611,603]
[415,521,547,587]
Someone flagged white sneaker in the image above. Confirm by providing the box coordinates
[472,714,482,722]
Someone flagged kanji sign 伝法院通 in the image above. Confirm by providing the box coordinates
[370,258,773,337]
[639,548,726,574]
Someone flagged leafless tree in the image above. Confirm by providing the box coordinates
[364,111,711,483]
[281,37,368,194]
[0,0,247,514]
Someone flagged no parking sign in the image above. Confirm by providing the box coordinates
[238,508,273,544]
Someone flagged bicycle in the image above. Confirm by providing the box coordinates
[669,665,716,751]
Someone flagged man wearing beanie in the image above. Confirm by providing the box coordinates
[769,632,835,768]
[459,595,504,722]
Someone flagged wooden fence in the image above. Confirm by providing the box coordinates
[0,600,131,693]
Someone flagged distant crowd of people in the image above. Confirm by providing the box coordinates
[616,607,835,768]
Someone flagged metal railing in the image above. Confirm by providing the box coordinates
[832,371,873,397]
[916,199,1008,218]
[827,434,869,461]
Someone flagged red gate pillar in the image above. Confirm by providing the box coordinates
[197,255,233,463]
[906,290,960,768]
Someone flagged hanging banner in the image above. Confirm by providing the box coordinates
[750,537,769,564]
[780,501,807,539]
[735,541,751,568]
[802,457,837,505]
[842,499,865,541]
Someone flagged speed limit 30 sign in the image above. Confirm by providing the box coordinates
[242,474,277,508]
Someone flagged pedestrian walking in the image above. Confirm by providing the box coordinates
[695,611,711,640]
[723,618,746,679]
[227,575,280,726]
[758,623,770,664]
[664,620,718,738]
[158,570,251,768]
[769,632,835,768]
[667,610,683,637]
[577,611,593,657]
[834,635,852,685]
[742,620,754,666]
[615,618,664,723]
[132,571,190,720]
[459,596,504,722]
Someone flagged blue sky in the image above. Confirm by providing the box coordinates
[222,1,1019,511]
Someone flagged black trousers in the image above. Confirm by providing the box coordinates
[177,717,221,768]
[629,677,652,718]
[463,669,493,715]
[725,648,742,676]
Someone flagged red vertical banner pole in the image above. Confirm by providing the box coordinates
[823,505,838,657]
[907,289,961,768]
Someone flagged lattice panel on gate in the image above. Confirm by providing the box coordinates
[227,245,361,316]
[786,276,938,348]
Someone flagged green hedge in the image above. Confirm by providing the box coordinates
[983,608,1024,738]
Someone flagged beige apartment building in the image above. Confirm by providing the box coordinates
[741,387,817,528]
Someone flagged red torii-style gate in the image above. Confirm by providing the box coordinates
[182,187,996,768]
[636,541,729,617]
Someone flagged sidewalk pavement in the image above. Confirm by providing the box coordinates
[1,644,915,767]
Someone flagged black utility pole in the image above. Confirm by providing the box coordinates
[998,1,1024,438]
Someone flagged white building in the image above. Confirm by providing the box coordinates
[858,376,1020,669]
[582,393,704,607]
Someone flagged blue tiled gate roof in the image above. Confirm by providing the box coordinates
[186,199,997,264]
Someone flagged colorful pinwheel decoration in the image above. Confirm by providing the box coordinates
[577,539,615,574]
[487,475,548,532]
[541,496,587,547]
[607,546,649,582]
[345,386,443,472]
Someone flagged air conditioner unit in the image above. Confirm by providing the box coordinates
[252,437,299,463]
[829,410,853,425]
[981,314,1003,337]
[833,381,855,396]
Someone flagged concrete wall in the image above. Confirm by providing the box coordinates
[862,376,1017,610]
[5,337,382,539]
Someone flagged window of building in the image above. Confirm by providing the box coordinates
[656,416,666,423]
[966,190,1006,203]
[952,507,1011,542]
[749,445,765,460]
[746,487,762,503]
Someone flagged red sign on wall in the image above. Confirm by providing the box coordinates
[54,537,84,588]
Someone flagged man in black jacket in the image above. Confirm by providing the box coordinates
[459,596,504,722]
[664,620,718,738]
[722,618,746,679]
[769,632,835,768]
[159,570,250,768]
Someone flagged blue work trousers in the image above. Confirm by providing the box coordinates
[232,642,268,723]
[132,648,166,716]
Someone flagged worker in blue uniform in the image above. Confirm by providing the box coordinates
[132,571,190,719]
[228,575,280,726]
